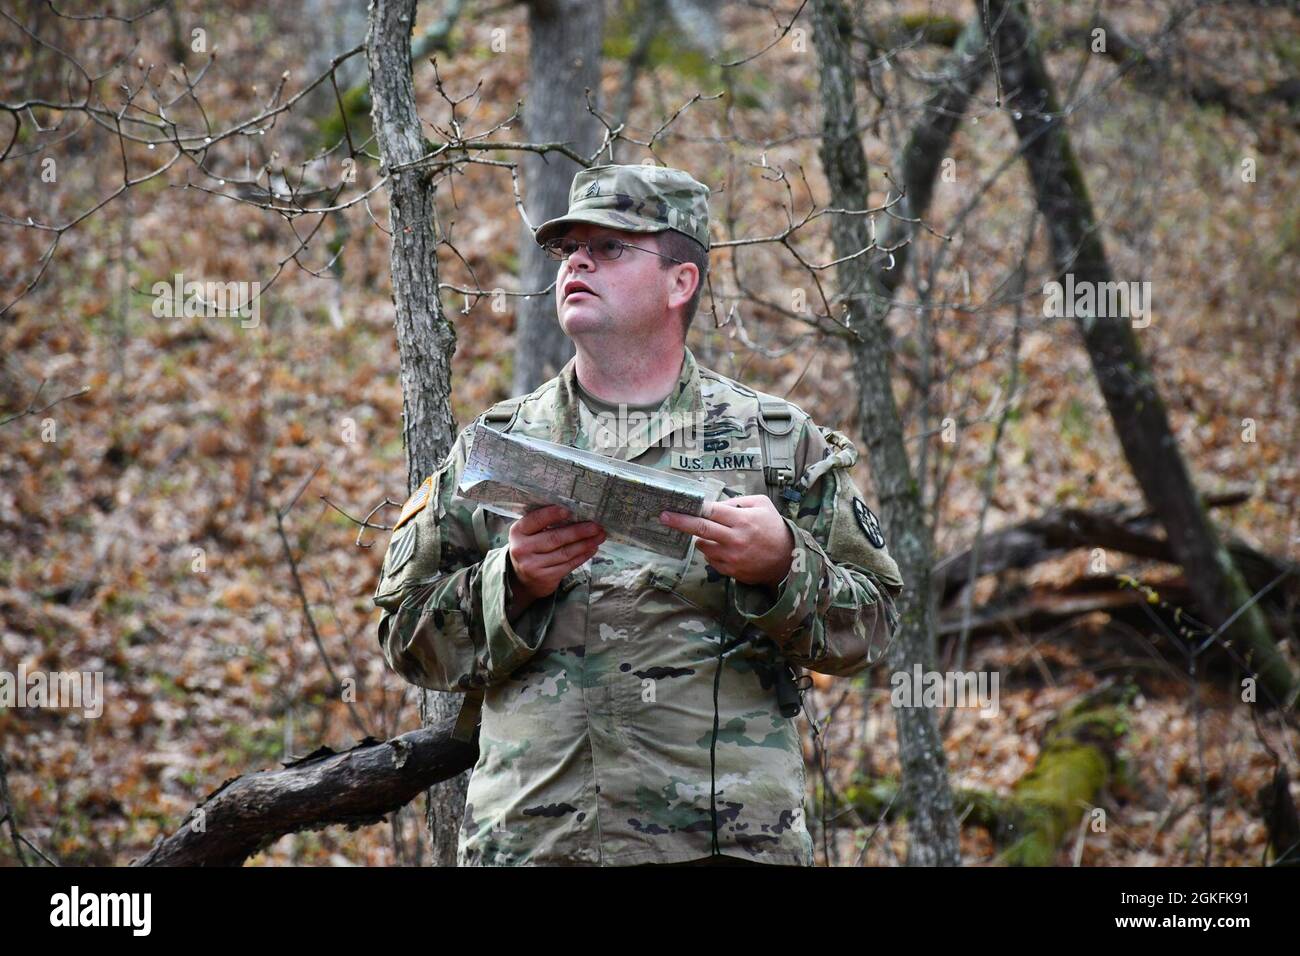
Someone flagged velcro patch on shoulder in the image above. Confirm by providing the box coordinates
[384,522,418,577]
[393,475,434,532]
[852,498,886,549]
[825,471,904,589]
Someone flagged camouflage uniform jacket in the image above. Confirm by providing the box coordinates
[372,347,904,866]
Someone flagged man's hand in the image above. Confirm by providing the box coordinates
[659,495,795,588]
[507,504,606,611]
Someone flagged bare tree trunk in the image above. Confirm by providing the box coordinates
[367,0,466,866]
[810,0,961,867]
[979,0,1296,709]
[511,0,606,394]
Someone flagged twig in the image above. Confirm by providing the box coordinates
[0,379,90,427]
[273,464,372,740]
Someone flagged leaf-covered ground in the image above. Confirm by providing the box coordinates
[1,1,1296,865]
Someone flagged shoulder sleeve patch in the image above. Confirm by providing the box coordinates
[852,498,886,549]
[384,521,418,577]
[824,470,904,590]
[393,475,434,532]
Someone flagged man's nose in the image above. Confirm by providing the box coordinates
[567,240,597,271]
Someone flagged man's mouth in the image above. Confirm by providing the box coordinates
[564,279,597,299]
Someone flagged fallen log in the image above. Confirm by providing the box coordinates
[936,573,1197,641]
[998,682,1134,865]
[132,715,477,866]
[842,681,1135,865]
[934,493,1246,600]
[843,777,1009,832]
[934,497,1298,641]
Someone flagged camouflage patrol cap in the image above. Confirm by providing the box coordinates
[533,163,711,252]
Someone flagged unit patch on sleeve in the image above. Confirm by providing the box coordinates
[393,475,434,532]
[852,498,886,549]
[385,522,418,576]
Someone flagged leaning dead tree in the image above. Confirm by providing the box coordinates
[978,0,1296,709]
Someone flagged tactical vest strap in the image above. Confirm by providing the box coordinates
[482,399,522,433]
[754,399,810,703]
[451,687,485,742]
[757,399,803,516]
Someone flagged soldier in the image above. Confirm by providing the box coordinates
[373,163,904,867]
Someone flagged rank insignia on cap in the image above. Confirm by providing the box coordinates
[385,522,418,576]
[393,475,434,532]
[853,498,885,549]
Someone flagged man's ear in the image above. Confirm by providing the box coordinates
[667,262,699,310]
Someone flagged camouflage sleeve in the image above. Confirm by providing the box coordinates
[727,418,904,677]
[372,424,559,692]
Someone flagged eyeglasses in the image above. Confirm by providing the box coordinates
[542,235,684,264]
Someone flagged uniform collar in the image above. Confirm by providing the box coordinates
[550,346,702,451]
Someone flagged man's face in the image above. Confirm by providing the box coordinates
[553,222,688,343]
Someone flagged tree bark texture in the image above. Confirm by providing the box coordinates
[811,0,962,867]
[511,0,606,394]
[367,0,468,866]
